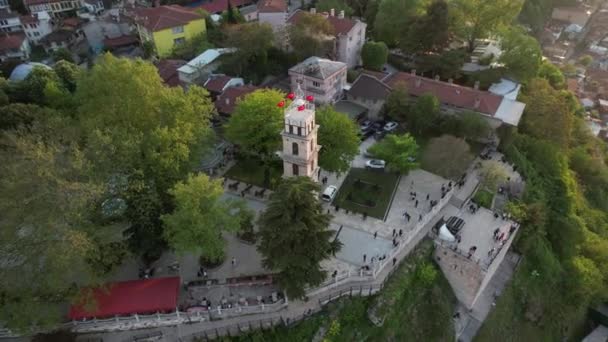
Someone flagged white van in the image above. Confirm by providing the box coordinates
[321,185,338,202]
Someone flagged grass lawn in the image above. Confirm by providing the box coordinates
[473,189,494,208]
[333,168,400,220]
[224,157,283,189]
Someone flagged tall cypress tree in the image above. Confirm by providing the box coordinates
[257,177,341,298]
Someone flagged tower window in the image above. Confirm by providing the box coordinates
[292,164,299,176]
[289,125,293,134]
[292,142,299,156]
[297,127,302,136]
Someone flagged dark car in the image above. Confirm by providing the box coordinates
[359,129,375,141]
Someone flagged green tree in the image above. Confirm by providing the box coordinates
[52,48,74,63]
[0,129,112,331]
[0,103,57,131]
[75,54,214,258]
[316,106,359,174]
[223,0,244,24]
[519,78,573,148]
[367,133,419,173]
[225,89,285,186]
[479,160,509,190]
[409,93,440,135]
[224,23,274,75]
[374,0,420,45]
[316,0,354,16]
[288,12,335,60]
[171,33,214,60]
[451,0,523,51]
[499,27,542,82]
[565,256,604,303]
[17,66,62,105]
[361,41,388,71]
[460,111,490,140]
[53,60,82,92]
[538,60,565,89]
[162,173,247,258]
[384,82,409,122]
[257,177,340,298]
[401,0,449,54]
[578,55,593,67]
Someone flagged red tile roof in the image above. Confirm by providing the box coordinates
[257,0,286,13]
[155,59,187,87]
[0,33,26,53]
[196,0,254,14]
[134,5,203,32]
[69,277,180,320]
[384,72,503,116]
[103,34,139,49]
[62,17,83,28]
[204,75,232,93]
[20,14,39,24]
[287,10,357,35]
[215,85,258,115]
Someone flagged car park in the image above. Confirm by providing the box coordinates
[383,121,398,132]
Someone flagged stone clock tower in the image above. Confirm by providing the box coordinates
[280,86,321,182]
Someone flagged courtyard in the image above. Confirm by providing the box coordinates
[332,168,400,220]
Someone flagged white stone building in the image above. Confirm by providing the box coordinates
[0,33,31,62]
[0,8,22,32]
[25,0,83,18]
[280,86,321,181]
[20,11,53,44]
[257,0,287,44]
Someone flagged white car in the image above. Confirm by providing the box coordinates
[383,121,398,132]
[321,185,338,202]
[365,159,386,169]
[360,120,373,132]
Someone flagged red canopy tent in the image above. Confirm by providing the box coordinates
[69,277,180,320]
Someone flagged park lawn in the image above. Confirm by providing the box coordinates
[473,189,494,208]
[224,157,283,190]
[333,168,400,220]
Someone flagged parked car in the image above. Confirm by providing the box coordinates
[321,185,338,202]
[372,121,385,131]
[359,129,374,141]
[365,159,386,169]
[374,130,387,140]
[359,120,372,132]
[384,121,398,132]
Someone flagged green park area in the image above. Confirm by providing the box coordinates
[332,168,400,219]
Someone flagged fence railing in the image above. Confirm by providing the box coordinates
[70,310,210,333]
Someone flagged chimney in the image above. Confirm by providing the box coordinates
[434,75,440,81]
[474,81,480,90]
[415,78,421,88]
[474,97,480,109]
[310,7,316,14]
[338,10,344,19]
[410,69,416,75]
[448,78,453,84]
[330,8,335,16]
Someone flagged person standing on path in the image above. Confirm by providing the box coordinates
[231,257,236,267]
[393,257,397,266]
[374,231,377,239]
[363,254,367,262]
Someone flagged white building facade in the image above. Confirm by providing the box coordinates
[21,11,53,44]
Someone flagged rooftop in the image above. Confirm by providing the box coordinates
[133,5,203,32]
[40,28,75,44]
[287,9,358,35]
[204,75,233,93]
[0,33,26,52]
[215,85,259,114]
[103,34,139,49]
[192,0,254,14]
[334,100,367,120]
[0,8,19,19]
[257,0,286,13]
[289,56,346,80]
[156,59,187,87]
[177,48,236,75]
[348,73,391,100]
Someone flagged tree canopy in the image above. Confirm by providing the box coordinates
[499,26,542,82]
[408,93,440,135]
[257,177,340,298]
[538,60,565,89]
[162,173,248,259]
[368,133,419,173]
[288,12,335,60]
[374,0,421,46]
[400,0,450,54]
[316,106,360,174]
[384,82,409,122]
[361,41,388,71]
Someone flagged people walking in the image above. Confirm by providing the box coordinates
[363,254,367,262]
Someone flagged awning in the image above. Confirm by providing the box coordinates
[69,277,180,319]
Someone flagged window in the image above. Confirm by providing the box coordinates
[312,81,320,87]
[292,142,299,156]
[173,37,186,45]
[34,31,40,37]
[297,127,302,136]
[172,26,184,34]
[292,164,299,176]
[289,125,293,134]
[310,140,313,151]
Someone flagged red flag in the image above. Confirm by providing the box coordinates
[287,93,295,100]
[306,95,314,102]
[277,100,285,108]
[297,105,305,111]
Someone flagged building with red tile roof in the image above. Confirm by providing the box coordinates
[348,70,525,126]
[155,59,187,87]
[194,0,254,15]
[215,85,259,115]
[0,33,30,62]
[132,5,202,32]
[287,8,366,67]
[257,0,286,13]
[203,75,244,95]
